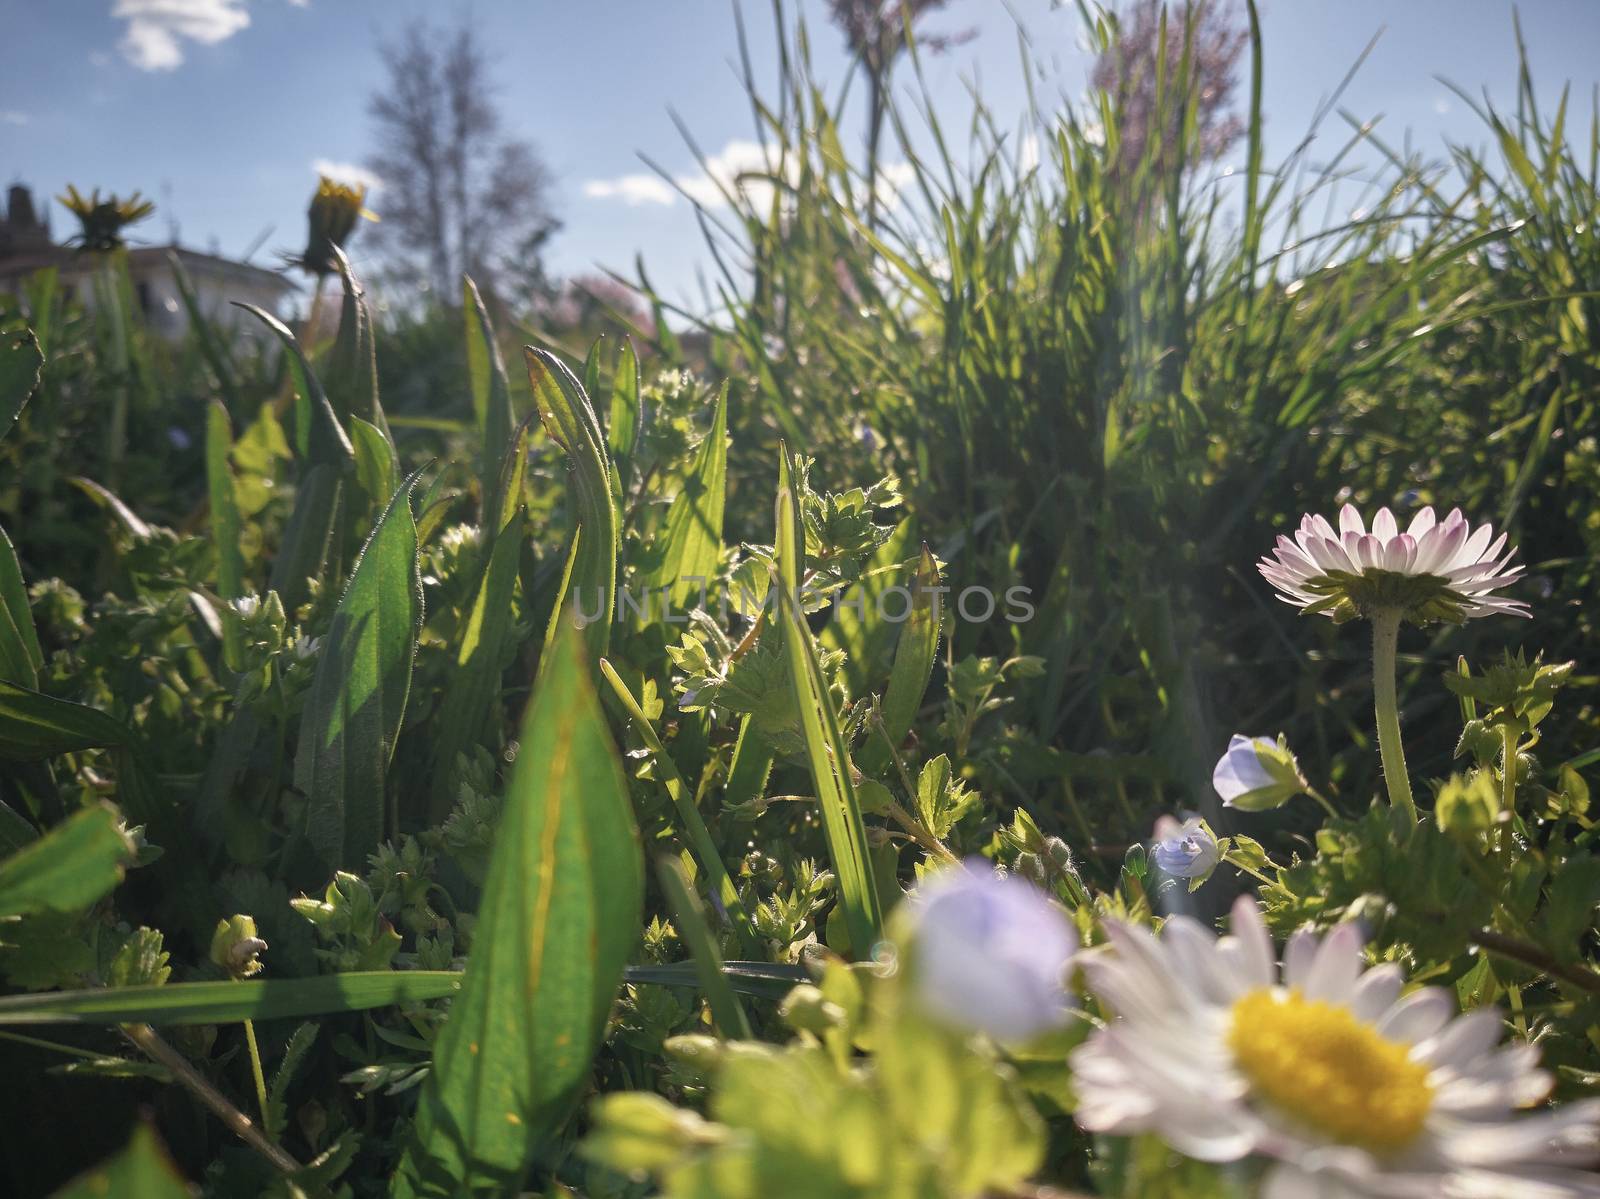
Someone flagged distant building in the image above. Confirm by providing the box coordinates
[0,183,296,339]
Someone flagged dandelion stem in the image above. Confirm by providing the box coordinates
[1370,608,1416,827]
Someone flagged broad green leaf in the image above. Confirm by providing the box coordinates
[1,317,43,444]
[0,680,131,763]
[428,508,526,821]
[0,964,802,1027]
[49,1125,191,1199]
[525,347,617,659]
[641,381,728,614]
[0,522,42,688]
[296,474,424,871]
[204,402,245,670]
[858,545,943,775]
[464,276,515,525]
[0,804,128,919]
[773,446,881,955]
[394,630,643,1197]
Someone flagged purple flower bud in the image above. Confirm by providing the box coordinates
[908,860,1076,1042]
[1150,815,1219,880]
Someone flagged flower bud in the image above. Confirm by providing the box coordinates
[906,860,1075,1043]
[210,914,267,979]
[1149,815,1220,882]
[1212,734,1307,811]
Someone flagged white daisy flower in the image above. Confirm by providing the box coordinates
[1258,504,1530,625]
[1071,897,1600,1197]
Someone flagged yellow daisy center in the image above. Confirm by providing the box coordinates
[1227,988,1433,1153]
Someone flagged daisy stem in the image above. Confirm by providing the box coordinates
[1500,724,1518,815]
[1370,609,1416,827]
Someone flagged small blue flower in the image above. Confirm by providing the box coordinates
[1150,815,1220,881]
[1212,734,1306,811]
[908,860,1076,1042]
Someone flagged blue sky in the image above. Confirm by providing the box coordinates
[4,1,1599,309]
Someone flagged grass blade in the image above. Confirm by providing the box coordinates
[525,347,617,659]
[0,522,42,688]
[655,856,753,1039]
[773,446,882,955]
[641,381,728,614]
[859,544,942,775]
[428,509,526,821]
[205,402,246,671]
[599,658,759,955]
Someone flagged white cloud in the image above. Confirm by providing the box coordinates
[312,158,383,193]
[583,174,676,207]
[113,0,251,71]
[0,111,28,126]
[584,138,916,213]
[1433,97,1452,116]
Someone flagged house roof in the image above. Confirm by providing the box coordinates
[0,243,298,293]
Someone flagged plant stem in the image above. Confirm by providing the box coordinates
[1501,724,1518,815]
[243,1017,271,1137]
[122,1023,301,1174]
[1305,786,1341,822]
[1370,608,1416,827]
[1468,930,1600,998]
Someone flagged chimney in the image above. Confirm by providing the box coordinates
[7,185,37,228]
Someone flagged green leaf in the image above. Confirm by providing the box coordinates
[327,249,388,435]
[296,474,424,871]
[0,522,42,689]
[465,277,515,525]
[351,415,401,511]
[49,1124,192,1199]
[168,251,238,404]
[656,856,752,1038]
[394,629,643,1196]
[608,337,641,477]
[0,972,463,1026]
[773,446,881,955]
[0,805,128,920]
[429,508,526,821]
[234,302,354,613]
[642,382,728,614]
[231,302,353,469]
[821,520,917,695]
[524,347,617,659]
[0,963,801,1028]
[600,659,759,955]
[1,318,43,444]
[0,680,131,763]
[859,544,942,775]
[204,402,245,670]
